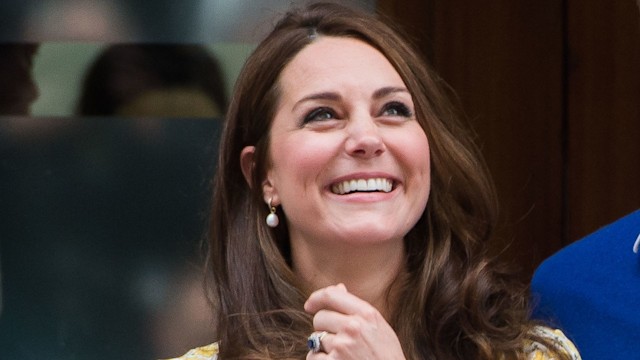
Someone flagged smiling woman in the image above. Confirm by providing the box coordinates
[245,37,431,270]
[176,2,582,360]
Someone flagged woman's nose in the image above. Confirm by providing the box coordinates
[344,116,386,158]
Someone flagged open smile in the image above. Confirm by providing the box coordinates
[330,178,394,195]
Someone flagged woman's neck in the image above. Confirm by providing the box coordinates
[292,238,405,320]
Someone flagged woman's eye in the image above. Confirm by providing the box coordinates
[303,107,336,123]
[381,102,412,117]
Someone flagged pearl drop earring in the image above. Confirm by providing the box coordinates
[266,198,279,228]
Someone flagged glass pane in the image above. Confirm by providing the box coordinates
[0,117,222,359]
[27,42,249,117]
[0,0,376,43]
[0,1,377,359]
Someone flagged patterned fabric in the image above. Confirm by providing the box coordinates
[526,326,581,360]
[166,326,580,360]
[165,342,219,360]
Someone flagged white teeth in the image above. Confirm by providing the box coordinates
[350,179,357,191]
[331,178,393,195]
[357,179,367,191]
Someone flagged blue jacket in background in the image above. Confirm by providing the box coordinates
[531,209,640,359]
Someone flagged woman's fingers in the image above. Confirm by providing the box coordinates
[306,284,386,334]
[304,284,406,359]
[312,309,347,331]
[304,283,370,316]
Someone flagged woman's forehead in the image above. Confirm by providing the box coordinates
[278,37,406,100]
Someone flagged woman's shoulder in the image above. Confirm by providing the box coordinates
[162,342,219,360]
[525,326,581,360]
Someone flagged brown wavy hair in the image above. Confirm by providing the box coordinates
[206,2,569,359]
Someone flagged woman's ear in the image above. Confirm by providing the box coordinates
[240,146,279,205]
[261,177,278,206]
[240,146,256,188]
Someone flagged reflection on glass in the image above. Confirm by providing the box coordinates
[0,44,39,115]
[27,42,254,117]
[1,43,243,117]
[76,44,227,117]
[1,0,377,42]
[0,117,222,359]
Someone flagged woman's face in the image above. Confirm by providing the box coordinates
[263,36,430,250]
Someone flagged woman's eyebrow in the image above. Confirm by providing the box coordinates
[372,86,410,99]
[292,91,341,111]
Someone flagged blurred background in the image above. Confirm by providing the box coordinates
[0,1,376,359]
[1,0,639,359]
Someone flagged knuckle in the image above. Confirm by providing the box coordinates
[333,336,355,354]
[320,286,335,300]
[317,285,340,303]
[343,318,363,336]
[312,309,327,326]
[361,307,378,321]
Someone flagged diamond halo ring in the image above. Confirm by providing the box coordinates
[307,331,328,353]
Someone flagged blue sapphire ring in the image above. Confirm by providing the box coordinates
[307,331,328,353]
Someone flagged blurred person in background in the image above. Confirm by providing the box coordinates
[76,44,227,118]
[0,43,39,115]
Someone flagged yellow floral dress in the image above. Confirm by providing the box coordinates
[526,327,581,360]
[166,326,580,360]
[166,342,219,360]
